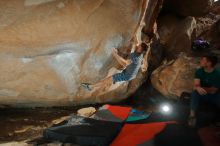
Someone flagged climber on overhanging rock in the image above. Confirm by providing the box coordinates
[81,41,149,92]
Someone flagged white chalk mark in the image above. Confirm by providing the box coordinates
[24,0,56,6]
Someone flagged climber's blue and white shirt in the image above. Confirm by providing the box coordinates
[112,52,143,84]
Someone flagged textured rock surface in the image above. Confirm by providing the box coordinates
[158,14,196,58]
[163,0,213,17]
[195,1,220,38]
[195,16,217,38]
[151,54,199,99]
[0,0,159,107]
[211,0,220,15]
[204,19,220,58]
[0,142,30,146]
[77,107,96,117]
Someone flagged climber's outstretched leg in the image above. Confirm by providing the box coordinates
[81,71,130,91]
[81,76,113,91]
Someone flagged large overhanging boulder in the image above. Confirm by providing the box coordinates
[0,0,161,107]
[163,0,213,17]
[151,54,199,99]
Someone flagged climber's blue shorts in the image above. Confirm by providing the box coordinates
[112,72,133,84]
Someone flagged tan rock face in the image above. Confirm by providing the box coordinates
[163,0,213,17]
[77,107,96,117]
[0,142,30,146]
[0,0,155,107]
[151,54,199,99]
[158,15,196,58]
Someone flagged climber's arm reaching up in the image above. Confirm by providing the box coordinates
[112,48,131,68]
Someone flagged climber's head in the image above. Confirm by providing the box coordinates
[135,42,148,54]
